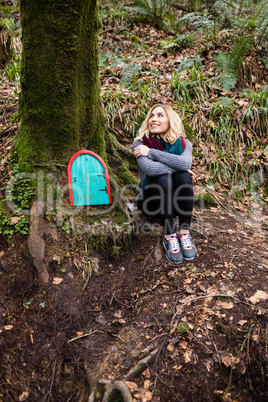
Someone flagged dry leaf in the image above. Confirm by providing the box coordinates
[238,320,247,326]
[19,391,29,401]
[216,301,234,309]
[222,354,239,367]
[249,290,268,304]
[179,340,188,349]
[167,344,174,352]
[184,277,192,284]
[124,381,138,392]
[11,216,22,224]
[52,277,63,285]
[184,349,193,363]
[4,325,13,330]
[143,380,151,389]
[143,391,152,401]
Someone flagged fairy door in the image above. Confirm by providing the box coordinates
[67,150,112,206]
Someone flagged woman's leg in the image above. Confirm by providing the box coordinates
[172,171,194,231]
[137,174,183,264]
[137,174,175,234]
[172,171,196,260]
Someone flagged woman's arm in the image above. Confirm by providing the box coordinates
[148,139,193,171]
[133,140,176,176]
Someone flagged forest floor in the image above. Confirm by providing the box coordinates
[1,10,268,402]
[0,202,267,402]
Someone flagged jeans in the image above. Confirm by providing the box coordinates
[137,171,194,234]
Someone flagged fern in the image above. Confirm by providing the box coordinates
[215,52,238,90]
[231,37,253,66]
[160,34,194,53]
[120,62,142,88]
[178,55,203,72]
[133,0,173,21]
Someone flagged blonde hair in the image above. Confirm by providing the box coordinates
[135,104,185,145]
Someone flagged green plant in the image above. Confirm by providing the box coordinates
[240,86,268,137]
[6,165,35,214]
[214,52,238,90]
[171,65,209,105]
[119,61,142,88]
[160,34,194,54]
[177,55,203,72]
[132,0,173,25]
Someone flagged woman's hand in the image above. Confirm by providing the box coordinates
[188,169,197,181]
[134,145,150,158]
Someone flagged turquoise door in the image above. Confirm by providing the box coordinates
[70,153,110,206]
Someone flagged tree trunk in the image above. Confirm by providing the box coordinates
[17,0,106,168]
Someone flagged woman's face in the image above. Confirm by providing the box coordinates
[148,106,170,137]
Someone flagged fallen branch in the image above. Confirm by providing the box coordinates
[124,347,160,381]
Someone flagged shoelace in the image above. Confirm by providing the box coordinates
[166,236,180,253]
[180,234,193,249]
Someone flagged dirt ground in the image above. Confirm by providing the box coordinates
[0,202,267,402]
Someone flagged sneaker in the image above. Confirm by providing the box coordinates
[179,233,197,261]
[163,235,183,264]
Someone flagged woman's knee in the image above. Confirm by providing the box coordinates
[173,171,193,186]
[149,174,172,193]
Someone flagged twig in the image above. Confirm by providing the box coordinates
[42,358,57,401]
[67,330,103,343]
[229,253,241,265]
[206,188,232,214]
[141,246,158,268]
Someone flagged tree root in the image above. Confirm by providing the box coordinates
[107,129,135,158]
[86,347,160,401]
[124,347,160,381]
[27,201,58,284]
[99,379,133,402]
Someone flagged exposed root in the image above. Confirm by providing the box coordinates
[124,347,160,381]
[27,201,58,284]
[99,379,133,402]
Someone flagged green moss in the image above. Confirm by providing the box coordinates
[194,192,217,207]
[17,0,106,167]
[119,162,139,185]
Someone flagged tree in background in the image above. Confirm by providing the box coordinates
[17,0,106,168]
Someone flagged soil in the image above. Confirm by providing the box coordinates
[0,204,267,402]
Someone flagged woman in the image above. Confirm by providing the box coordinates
[133,104,197,264]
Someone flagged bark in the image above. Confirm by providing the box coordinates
[17,0,106,167]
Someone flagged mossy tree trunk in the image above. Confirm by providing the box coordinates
[17,0,106,168]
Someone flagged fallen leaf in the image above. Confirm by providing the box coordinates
[143,380,151,389]
[249,290,268,304]
[52,277,63,285]
[183,349,193,363]
[4,325,13,330]
[222,354,239,367]
[124,381,138,392]
[19,391,29,401]
[11,216,22,224]
[167,344,174,352]
[179,340,188,349]
[216,301,234,309]
[238,320,247,326]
